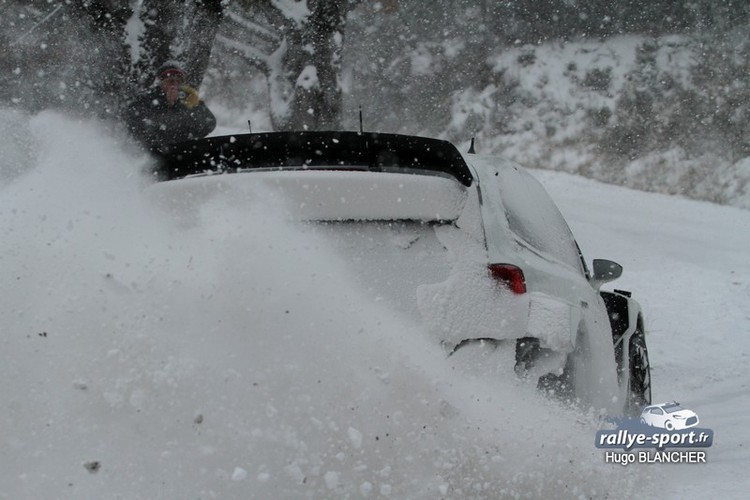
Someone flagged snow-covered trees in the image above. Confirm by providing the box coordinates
[216,0,350,130]
[0,0,348,130]
[134,0,225,89]
[3,0,750,165]
[0,0,225,117]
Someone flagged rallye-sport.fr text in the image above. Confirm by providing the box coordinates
[596,429,712,450]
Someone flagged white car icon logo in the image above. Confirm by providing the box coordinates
[640,402,700,430]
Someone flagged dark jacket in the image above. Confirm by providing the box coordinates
[124,86,216,153]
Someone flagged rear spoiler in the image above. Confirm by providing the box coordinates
[155,131,474,186]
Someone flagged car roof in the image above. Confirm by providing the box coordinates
[645,402,682,410]
[157,131,475,186]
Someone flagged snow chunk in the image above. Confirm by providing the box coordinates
[231,467,247,481]
[360,481,373,496]
[348,426,363,449]
[271,0,311,27]
[324,470,340,490]
[410,44,433,76]
[296,65,319,90]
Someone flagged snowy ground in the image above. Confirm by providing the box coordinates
[1,113,748,498]
[535,169,750,499]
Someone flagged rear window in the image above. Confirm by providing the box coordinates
[495,166,582,271]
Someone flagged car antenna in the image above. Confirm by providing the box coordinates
[359,105,364,134]
[467,137,476,154]
[247,120,252,133]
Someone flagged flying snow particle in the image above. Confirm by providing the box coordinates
[324,470,340,490]
[231,467,247,481]
[348,427,363,449]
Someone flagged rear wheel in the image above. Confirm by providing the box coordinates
[626,323,651,415]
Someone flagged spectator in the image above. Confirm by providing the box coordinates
[124,61,216,154]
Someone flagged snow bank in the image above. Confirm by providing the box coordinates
[0,113,647,498]
[460,35,750,210]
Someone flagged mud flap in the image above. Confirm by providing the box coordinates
[448,338,567,387]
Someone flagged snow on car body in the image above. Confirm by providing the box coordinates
[148,131,650,414]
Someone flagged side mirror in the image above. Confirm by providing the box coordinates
[590,259,623,290]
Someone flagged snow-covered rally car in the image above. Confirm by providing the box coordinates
[148,131,651,415]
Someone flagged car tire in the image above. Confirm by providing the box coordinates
[665,420,674,431]
[626,322,651,416]
[640,417,646,425]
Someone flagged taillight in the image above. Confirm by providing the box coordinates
[488,264,526,294]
